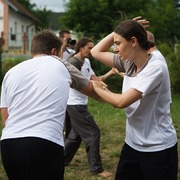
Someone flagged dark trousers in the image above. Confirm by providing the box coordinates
[64,111,72,139]
[1,137,64,180]
[64,105,104,174]
[115,143,178,180]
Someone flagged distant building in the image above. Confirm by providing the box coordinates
[0,0,39,53]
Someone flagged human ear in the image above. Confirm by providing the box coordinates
[131,36,137,47]
[51,48,57,55]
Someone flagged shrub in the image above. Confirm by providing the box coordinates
[158,43,180,93]
[1,58,24,79]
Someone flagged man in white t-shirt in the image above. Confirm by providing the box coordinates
[59,30,77,138]
[0,30,101,180]
[147,30,167,64]
[59,30,76,61]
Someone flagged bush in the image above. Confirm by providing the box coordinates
[158,43,180,93]
[1,58,24,79]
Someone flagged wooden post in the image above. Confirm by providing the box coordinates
[22,32,26,54]
[0,36,2,83]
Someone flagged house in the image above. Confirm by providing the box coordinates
[0,0,39,53]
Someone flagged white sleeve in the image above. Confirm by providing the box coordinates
[63,60,89,91]
[0,82,8,108]
[133,61,164,97]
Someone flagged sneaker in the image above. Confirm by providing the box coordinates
[98,170,113,177]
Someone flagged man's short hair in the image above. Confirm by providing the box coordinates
[59,30,71,38]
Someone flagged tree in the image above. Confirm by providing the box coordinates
[17,0,53,30]
[143,0,180,43]
[33,8,52,30]
[17,0,36,11]
[61,0,180,42]
[61,0,116,39]
[48,13,65,31]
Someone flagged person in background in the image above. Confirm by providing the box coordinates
[147,30,167,64]
[64,37,115,177]
[59,30,76,61]
[91,19,178,180]
[0,29,102,180]
[59,30,78,138]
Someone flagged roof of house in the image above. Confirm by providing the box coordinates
[5,0,39,22]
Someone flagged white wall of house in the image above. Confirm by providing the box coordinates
[8,8,36,50]
[0,2,4,34]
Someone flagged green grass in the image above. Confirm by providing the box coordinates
[0,94,179,180]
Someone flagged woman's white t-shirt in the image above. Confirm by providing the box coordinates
[114,54,177,152]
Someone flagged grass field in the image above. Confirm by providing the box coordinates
[0,94,179,180]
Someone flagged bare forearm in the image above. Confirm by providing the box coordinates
[1,108,8,126]
[100,71,114,81]
[92,82,142,108]
[92,87,125,108]
[91,32,115,67]
[92,32,114,53]
[80,81,106,102]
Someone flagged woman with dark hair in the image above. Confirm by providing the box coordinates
[91,20,178,180]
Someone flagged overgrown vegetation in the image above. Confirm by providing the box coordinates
[158,43,180,93]
[17,0,53,30]
[61,0,180,42]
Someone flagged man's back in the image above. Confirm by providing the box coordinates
[151,49,167,64]
[1,56,71,147]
